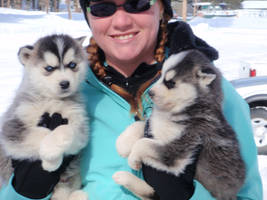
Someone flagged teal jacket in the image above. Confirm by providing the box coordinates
[0,65,263,200]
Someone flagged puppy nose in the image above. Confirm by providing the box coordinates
[148,90,155,98]
[60,81,70,89]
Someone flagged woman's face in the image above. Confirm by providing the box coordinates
[87,0,163,70]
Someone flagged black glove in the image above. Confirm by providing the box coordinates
[11,112,73,199]
[142,158,199,200]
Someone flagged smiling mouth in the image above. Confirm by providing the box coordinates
[111,32,138,40]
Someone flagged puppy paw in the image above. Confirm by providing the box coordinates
[39,134,64,161]
[41,156,63,172]
[116,136,132,158]
[128,156,142,171]
[116,122,145,158]
[112,171,132,187]
[52,125,74,149]
[68,190,88,200]
[51,186,70,200]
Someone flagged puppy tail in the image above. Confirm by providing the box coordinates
[0,145,13,188]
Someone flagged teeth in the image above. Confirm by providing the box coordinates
[114,34,134,40]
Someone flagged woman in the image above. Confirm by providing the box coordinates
[0,0,263,199]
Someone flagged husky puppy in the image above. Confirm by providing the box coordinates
[0,34,89,200]
[113,50,246,200]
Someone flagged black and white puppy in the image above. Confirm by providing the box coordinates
[0,34,89,200]
[113,50,246,200]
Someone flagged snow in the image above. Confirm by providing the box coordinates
[189,16,267,80]
[242,1,267,9]
[1,7,267,198]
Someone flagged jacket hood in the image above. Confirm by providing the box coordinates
[167,21,219,61]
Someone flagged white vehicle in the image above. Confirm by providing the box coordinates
[193,2,237,18]
[231,68,267,155]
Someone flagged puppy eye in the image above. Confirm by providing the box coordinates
[164,79,176,89]
[201,67,214,74]
[45,66,55,72]
[68,62,77,69]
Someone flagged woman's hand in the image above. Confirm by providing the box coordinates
[11,112,73,199]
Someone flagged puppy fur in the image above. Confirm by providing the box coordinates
[0,34,89,200]
[114,50,246,200]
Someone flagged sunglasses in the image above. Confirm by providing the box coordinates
[87,0,157,17]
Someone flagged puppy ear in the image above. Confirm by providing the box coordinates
[18,45,34,66]
[75,36,86,46]
[197,68,216,86]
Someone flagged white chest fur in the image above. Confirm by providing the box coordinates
[150,109,185,144]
